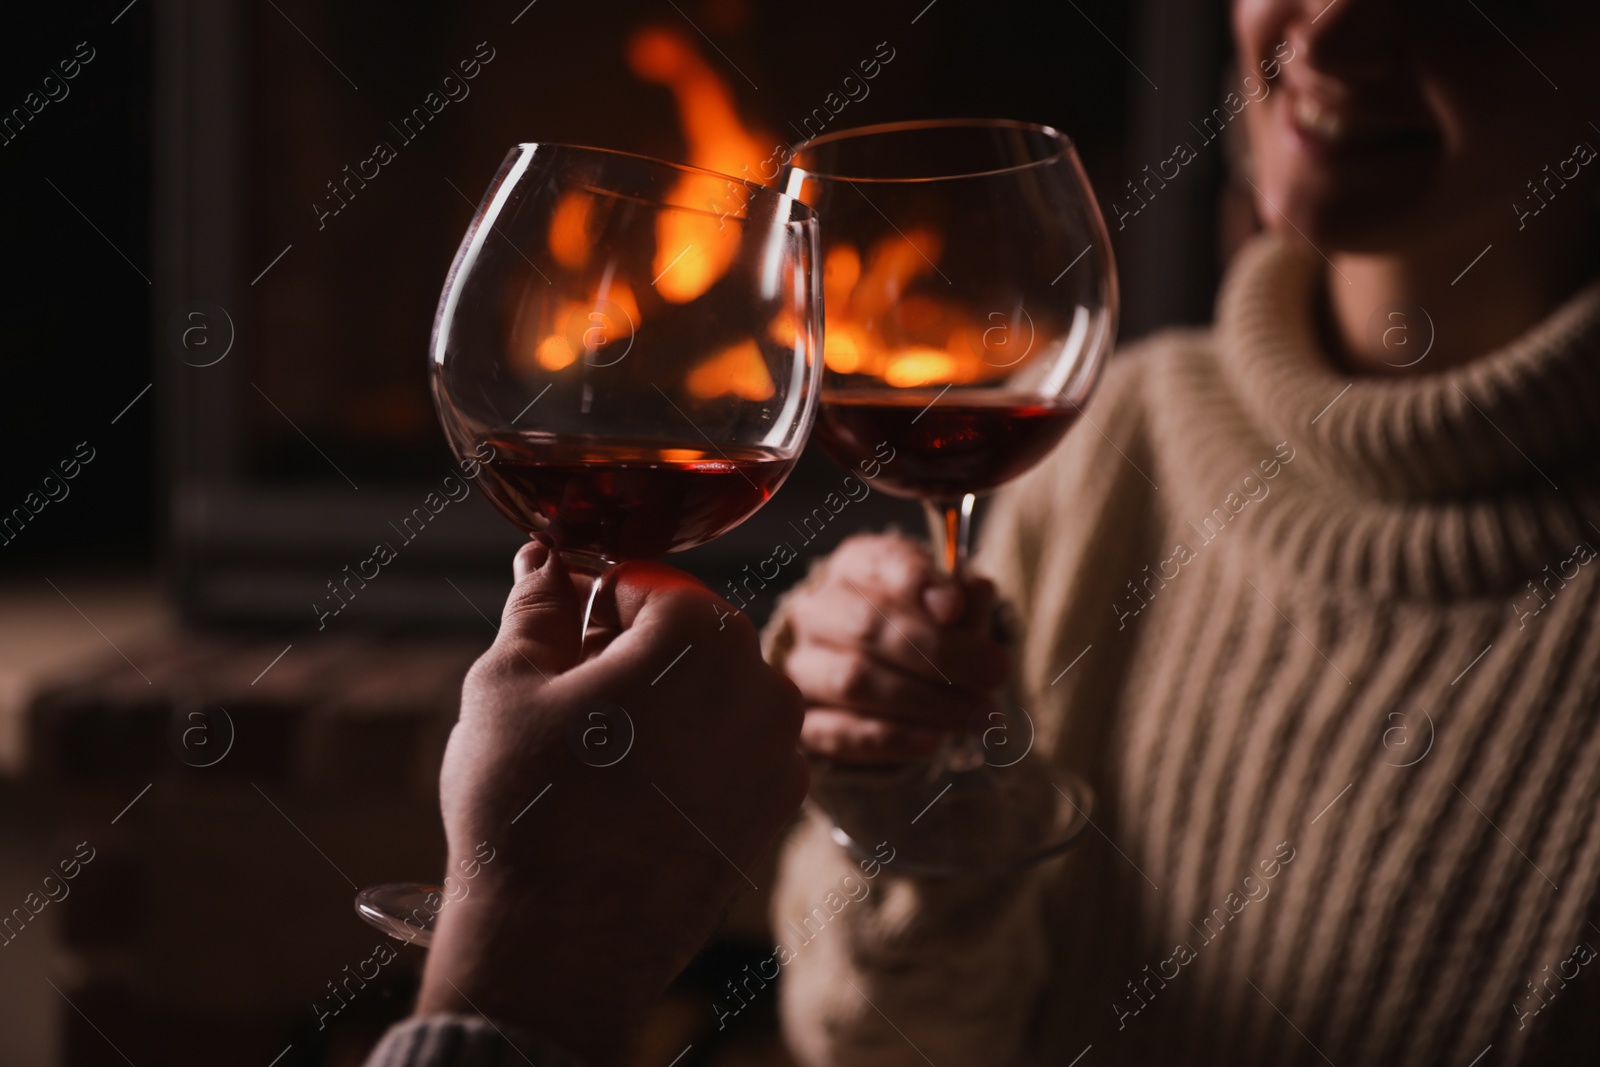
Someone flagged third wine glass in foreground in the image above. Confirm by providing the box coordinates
[782,119,1118,873]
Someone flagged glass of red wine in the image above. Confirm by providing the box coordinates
[781,119,1117,874]
[356,143,822,943]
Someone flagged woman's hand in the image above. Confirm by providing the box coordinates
[417,540,807,1065]
[781,533,1011,766]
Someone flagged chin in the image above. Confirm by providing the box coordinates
[1255,164,1443,256]
[1269,194,1427,254]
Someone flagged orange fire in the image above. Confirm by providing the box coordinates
[515,26,785,403]
[546,192,593,270]
[627,27,767,189]
[525,26,1049,402]
[627,27,767,306]
[686,338,775,400]
[820,231,990,386]
[511,282,640,374]
[513,23,1045,402]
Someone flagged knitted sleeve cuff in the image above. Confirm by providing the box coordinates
[362,1015,586,1067]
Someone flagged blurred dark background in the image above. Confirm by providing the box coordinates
[0,1,1238,1063]
[2,3,154,568]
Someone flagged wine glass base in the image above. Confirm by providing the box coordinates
[355,882,443,947]
[823,766,1094,877]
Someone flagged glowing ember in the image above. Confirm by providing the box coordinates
[537,334,576,371]
[686,338,776,400]
[818,226,1049,387]
[822,322,867,375]
[651,215,739,304]
[882,347,962,388]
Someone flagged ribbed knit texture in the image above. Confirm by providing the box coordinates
[767,235,1600,1067]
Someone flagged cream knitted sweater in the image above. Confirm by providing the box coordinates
[767,236,1600,1066]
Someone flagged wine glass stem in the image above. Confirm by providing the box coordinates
[560,552,616,655]
[922,494,987,773]
[923,494,977,575]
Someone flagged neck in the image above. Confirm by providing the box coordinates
[1322,210,1600,378]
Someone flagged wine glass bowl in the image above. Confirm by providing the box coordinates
[780,119,1117,873]
[785,118,1116,566]
[433,142,823,581]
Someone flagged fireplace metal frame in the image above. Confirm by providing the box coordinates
[152,0,519,628]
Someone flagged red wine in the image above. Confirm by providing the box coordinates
[814,390,1079,499]
[473,435,794,560]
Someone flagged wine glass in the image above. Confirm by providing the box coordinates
[780,118,1116,874]
[356,143,822,944]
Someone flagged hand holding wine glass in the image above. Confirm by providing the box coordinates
[357,142,821,942]
[785,531,1009,765]
[777,119,1118,874]
[411,541,807,1065]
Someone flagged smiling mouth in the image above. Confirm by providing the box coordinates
[1287,94,1435,155]
[1293,96,1347,141]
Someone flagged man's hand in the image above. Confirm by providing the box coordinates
[416,540,807,1065]
[781,533,1010,765]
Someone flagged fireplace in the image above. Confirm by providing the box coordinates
[154,0,1225,629]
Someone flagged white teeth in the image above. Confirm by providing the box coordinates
[1294,96,1346,141]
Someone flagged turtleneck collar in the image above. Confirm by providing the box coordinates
[1215,236,1600,503]
[1176,235,1600,600]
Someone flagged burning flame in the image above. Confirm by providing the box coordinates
[515,26,803,405]
[627,27,767,186]
[512,22,1048,403]
[820,228,1045,388]
[512,282,640,373]
[547,192,594,270]
[627,27,767,305]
